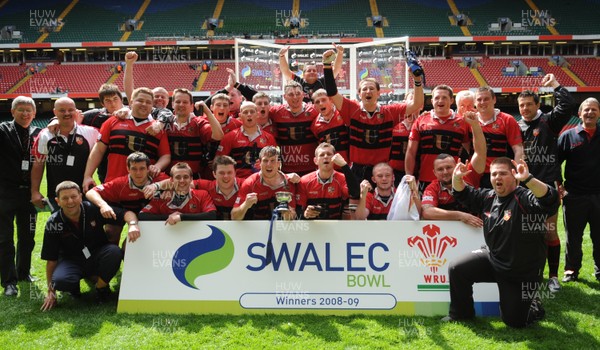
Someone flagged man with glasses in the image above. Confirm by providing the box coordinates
[0,96,41,296]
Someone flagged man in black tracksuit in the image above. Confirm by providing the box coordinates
[517,73,576,292]
[558,98,600,283]
[445,157,559,328]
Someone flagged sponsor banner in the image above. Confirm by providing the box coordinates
[118,221,499,315]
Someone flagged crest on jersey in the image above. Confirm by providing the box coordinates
[127,135,145,152]
[324,132,339,145]
[365,129,378,144]
[503,210,512,221]
[76,136,83,145]
[288,126,305,141]
[172,141,188,157]
[533,128,540,137]
[435,135,451,151]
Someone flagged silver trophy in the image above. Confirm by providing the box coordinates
[274,191,293,214]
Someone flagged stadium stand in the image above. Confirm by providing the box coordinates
[418,58,480,90]
[567,57,600,86]
[454,0,552,35]
[300,0,372,38]
[112,61,201,93]
[41,0,144,43]
[0,0,61,43]
[127,0,215,41]
[377,0,464,37]
[12,63,114,94]
[200,61,234,91]
[0,65,28,93]
[532,0,600,35]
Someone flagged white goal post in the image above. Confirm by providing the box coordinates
[235,37,411,103]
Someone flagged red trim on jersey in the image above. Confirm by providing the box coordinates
[297,170,349,219]
[339,97,406,165]
[409,111,470,183]
[141,189,216,215]
[216,128,277,178]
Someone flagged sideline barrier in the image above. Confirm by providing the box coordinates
[117,221,500,316]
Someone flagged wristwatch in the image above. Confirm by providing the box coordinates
[129,221,138,226]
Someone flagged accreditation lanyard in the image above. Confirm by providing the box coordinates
[59,204,91,259]
[14,125,31,171]
[55,125,77,167]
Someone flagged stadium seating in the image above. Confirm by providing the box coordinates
[532,0,600,35]
[300,0,373,38]
[201,62,234,91]
[477,57,579,88]
[567,57,600,86]
[0,0,60,43]
[127,0,215,41]
[112,62,200,92]
[0,65,28,93]
[377,0,464,37]
[418,58,480,90]
[43,0,143,42]
[454,0,552,35]
[12,63,114,94]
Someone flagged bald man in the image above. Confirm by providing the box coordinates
[31,97,99,210]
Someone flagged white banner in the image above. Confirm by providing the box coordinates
[118,220,499,315]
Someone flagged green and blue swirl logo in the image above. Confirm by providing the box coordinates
[172,225,234,289]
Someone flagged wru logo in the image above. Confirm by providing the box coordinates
[172,225,234,289]
[408,224,457,273]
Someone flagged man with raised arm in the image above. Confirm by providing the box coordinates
[323,49,424,183]
[517,73,575,292]
[279,43,345,102]
[82,87,171,192]
[444,157,558,327]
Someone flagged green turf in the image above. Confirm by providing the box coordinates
[1,177,599,349]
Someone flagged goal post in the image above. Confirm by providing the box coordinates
[235,37,411,103]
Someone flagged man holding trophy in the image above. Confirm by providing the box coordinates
[231,146,297,220]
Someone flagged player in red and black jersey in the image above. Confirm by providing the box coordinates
[232,146,297,220]
[216,101,277,179]
[356,163,396,220]
[197,93,243,180]
[81,84,125,183]
[475,86,524,188]
[389,89,422,188]
[165,89,223,177]
[270,81,319,175]
[310,89,350,163]
[406,85,471,191]
[83,88,171,192]
[297,143,359,220]
[139,162,216,225]
[421,112,486,227]
[86,152,168,214]
[253,92,276,135]
[278,44,344,103]
[322,49,424,183]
